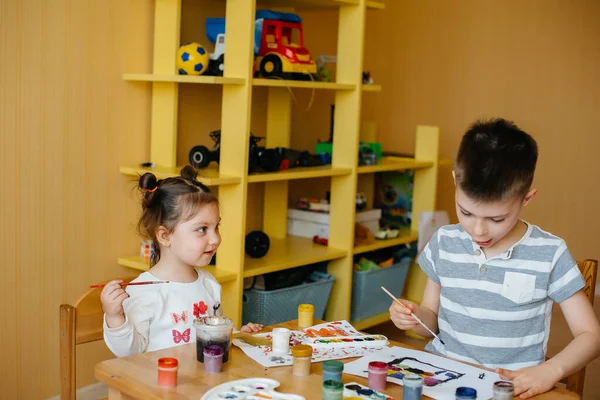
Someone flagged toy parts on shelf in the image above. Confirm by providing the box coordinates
[188,129,326,173]
[205,10,316,80]
[176,42,210,75]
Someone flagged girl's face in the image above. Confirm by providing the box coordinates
[167,202,221,268]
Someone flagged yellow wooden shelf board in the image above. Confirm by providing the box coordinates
[357,157,434,174]
[351,311,390,331]
[117,256,238,283]
[243,236,347,278]
[439,158,453,167]
[362,84,382,92]
[247,165,352,183]
[119,164,241,186]
[366,1,386,10]
[253,78,355,90]
[123,73,245,85]
[353,230,418,255]
[257,0,359,8]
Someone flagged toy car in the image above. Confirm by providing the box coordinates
[188,130,264,171]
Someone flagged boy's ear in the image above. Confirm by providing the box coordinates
[522,188,538,207]
[156,226,171,247]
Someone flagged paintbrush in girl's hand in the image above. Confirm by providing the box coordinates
[89,281,169,289]
[381,286,446,345]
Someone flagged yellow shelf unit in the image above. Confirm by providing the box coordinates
[121,0,437,329]
[243,236,347,278]
[353,230,419,255]
[117,256,238,284]
[122,73,245,85]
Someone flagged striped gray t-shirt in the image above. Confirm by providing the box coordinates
[418,222,585,370]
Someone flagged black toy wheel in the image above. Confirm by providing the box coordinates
[260,55,283,78]
[188,145,211,168]
[245,231,270,258]
[208,55,224,76]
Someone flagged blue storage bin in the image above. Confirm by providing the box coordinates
[242,272,335,326]
[350,257,412,321]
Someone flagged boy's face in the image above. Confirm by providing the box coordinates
[454,186,535,250]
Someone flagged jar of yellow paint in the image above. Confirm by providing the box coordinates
[297,303,314,328]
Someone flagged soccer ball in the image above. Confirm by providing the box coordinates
[176,43,209,75]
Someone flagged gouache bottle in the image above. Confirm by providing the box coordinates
[455,387,477,399]
[297,304,314,328]
[322,380,344,400]
[367,361,388,391]
[157,357,178,387]
[403,373,424,400]
[203,345,224,374]
[291,344,313,376]
[322,360,344,383]
[493,381,514,400]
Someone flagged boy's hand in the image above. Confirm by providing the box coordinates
[389,299,420,331]
[241,322,264,333]
[496,363,561,399]
[100,280,129,328]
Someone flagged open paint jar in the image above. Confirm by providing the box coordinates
[368,361,388,391]
[203,345,224,373]
[455,387,477,399]
[322,379,344,400]
[493,381,514,400]
[193,316,233,363]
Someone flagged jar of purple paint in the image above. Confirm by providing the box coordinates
[203,345,224,374]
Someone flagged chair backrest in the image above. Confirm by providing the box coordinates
[59,277,134,400]
[565,259,597,396]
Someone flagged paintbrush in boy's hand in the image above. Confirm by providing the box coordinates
[381,285,446,345]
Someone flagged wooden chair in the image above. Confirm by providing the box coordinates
[59,277,134,400]
[564,259,598,396]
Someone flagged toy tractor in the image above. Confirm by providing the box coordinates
[188,130,265,172]
[205,10,316,79]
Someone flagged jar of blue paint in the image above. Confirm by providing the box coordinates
[402,373,423,400]
[455,386,477,399]
[322,360,344,383]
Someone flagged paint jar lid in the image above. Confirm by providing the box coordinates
[403,373,424,387]
[158,357,178,368]
[322,360,344,373]
[493,381,514,393]
[323,380,343,390]
[298,304,314,312]
[368,361,388,371]
[455,387,477,399]
[203,345,224,357]
[291,344,313,357]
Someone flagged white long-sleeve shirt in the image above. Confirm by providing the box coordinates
[103,268,222,358]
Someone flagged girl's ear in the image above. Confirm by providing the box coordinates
[155,226,171,247]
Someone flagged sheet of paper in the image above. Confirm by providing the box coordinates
[344,347,501,400]
[232,320,386,368]
[418,211,450,253]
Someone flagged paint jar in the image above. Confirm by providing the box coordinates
[157,357,178,387]
[455,387,478,399]
[297,304,314,328]
[493,381,514,400]
[291,344,312,376]
[203,345,224,374]
[322,360,344,383]
[403,373,424,400]
[193,316,233,363]
[368,361,388,391]
[322,380,344,400]
[271,327,291,354]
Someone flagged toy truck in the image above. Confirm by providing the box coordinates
[205,10,316,78]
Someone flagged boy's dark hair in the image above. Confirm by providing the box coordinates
[454,118,538,202]
[138,165,218,266]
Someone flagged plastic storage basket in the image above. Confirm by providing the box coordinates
[242,273,335,326]
[350,257,412,321]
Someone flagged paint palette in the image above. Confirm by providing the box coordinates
[343,382,394,399]
[305,335,389,349]
[200,378,306,400]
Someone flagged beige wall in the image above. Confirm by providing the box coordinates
[1,0,598,398]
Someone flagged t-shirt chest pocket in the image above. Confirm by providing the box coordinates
[501,271,536,304]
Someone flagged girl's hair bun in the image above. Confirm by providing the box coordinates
[139,172,158,191]
[180,165,198,181]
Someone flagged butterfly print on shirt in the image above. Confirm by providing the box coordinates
[172,328,191,344]
[171,310,188,324]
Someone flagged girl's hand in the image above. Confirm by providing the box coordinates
[389,299,420,331]
[100,280,129,327]
[496,363,561,399]
[241,322,264,333]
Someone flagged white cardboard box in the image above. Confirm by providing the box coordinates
[287,208,382,239]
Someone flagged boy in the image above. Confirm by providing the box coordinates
[390,118,600,399]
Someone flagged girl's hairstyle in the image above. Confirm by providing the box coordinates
[138,165,218,266]
[454,118,538,202]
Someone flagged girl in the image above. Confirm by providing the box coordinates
[102,166,263,357]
